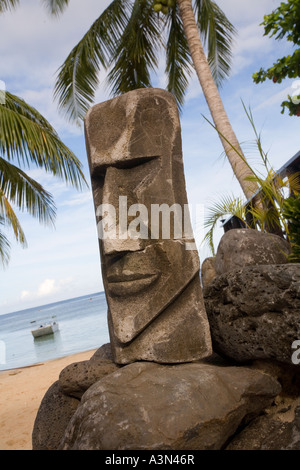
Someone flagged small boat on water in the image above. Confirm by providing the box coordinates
[31,318,59,338]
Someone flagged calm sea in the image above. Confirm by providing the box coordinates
[0,292,110,371]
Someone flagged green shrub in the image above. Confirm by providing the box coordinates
[282,194,300,262]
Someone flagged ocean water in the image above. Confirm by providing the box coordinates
[0,292,110,371]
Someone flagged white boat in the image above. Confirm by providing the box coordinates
[31,320,59,338]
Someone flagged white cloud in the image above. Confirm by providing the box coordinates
[21,290,31,300]
[37,279,57,297]
[20,277,73,302]
[60,191,93,207]
[230,22,275,76]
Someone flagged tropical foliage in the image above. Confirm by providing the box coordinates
[282,194,300,262]
[253,0,300,116]
[3,0,259,201]
[54,0,260,201]
[0,91,86,267]
[53,0,236,121]
[203,103,300,255]
[1,1,89,267]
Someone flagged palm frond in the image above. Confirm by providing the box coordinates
[194,0,237,86]
[0,216,11,267]
[107,0,162,97]
[0,157,56,226]
[54,0,131,123]
[241,102,271,170]
[203,194,246,255]
[0,187,26,246]
[0,92,87,189]
[41,0,69,16]
[287,172,300,193]
[165,4,193,112]
[0,0,19,13]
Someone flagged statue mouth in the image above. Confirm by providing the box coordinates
[107,272,160,296]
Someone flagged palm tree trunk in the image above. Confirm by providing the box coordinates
[177,0,257,200]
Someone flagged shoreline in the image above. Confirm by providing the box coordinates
[0,348,97,451]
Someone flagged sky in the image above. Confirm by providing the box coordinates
[0,0,299,315]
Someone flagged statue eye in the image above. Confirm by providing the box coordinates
[91,155,159,178]
[114,155,160,170]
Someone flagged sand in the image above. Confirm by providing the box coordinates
[0,349,97,451]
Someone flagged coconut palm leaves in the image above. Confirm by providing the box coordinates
[0,92,87,266]
[41,0,69,16]
[165,5,192,110]
[54,0,258,201]
[0,0,19,12]
[54,0,131,123]
[194,0,236,87]
[107,1,162,99]
[0,216,11,266]
[1,93,85,188]
[4,0,258,202]
[53,0,236,123]
[1,2,87,265]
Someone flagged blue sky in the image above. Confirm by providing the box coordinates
[0,0,299,315]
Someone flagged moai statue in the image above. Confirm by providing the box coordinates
[85,88,212,364]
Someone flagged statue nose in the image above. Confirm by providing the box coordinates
[100,166,147,255]
[103,236,144,256]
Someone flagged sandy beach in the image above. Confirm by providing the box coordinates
[0,349,97,451]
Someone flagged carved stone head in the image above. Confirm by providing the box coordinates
[85,88,211,364]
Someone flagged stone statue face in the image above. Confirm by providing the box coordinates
[85,88,211,364]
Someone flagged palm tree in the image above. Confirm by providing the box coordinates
[177,0,257,199]
[52,0,257,200]
[0,92,87,267]
[2,0,257,199]
[0,0,257,199]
